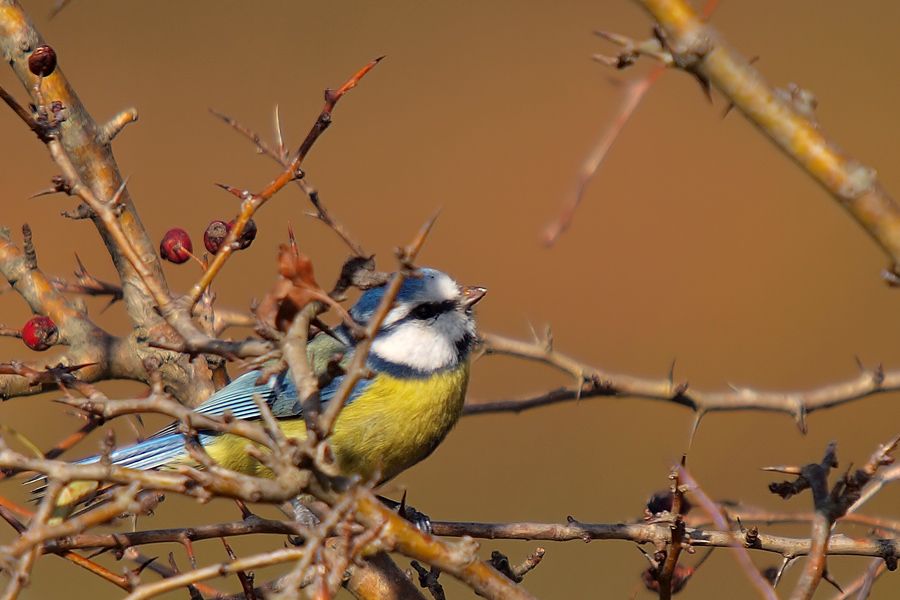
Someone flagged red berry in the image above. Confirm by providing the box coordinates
[28,45,57,77]
[159,228,193,264]
[203,220,229,254]
[227,218,257,250]
[21,316,58,351]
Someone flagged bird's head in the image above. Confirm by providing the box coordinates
[349,268,486,374]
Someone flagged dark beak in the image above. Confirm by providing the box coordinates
[461,285,487,308]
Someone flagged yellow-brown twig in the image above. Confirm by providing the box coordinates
[632,0,900,277]
[356,492,538,600]
[188,57,382,306]
[0,0,171,326]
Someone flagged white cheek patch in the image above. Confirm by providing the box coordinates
[372,322,456,371]
[371,311,475,372]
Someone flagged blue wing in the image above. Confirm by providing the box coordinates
[147,370,293,438]
[149,331,365,435]
[149,366,371,438]
[28,335,372,496]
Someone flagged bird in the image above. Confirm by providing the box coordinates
[34,268,486,517]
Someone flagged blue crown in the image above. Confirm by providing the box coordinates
[349,268,442,325]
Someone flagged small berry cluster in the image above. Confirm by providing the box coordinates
[159,219,257,264]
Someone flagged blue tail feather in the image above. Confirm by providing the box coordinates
[27,433,193,496]
[89,433,191,470]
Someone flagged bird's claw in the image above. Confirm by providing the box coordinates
[401,504,433,534]
[378,494,433,534]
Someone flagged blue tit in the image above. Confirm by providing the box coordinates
[37,268,486,512]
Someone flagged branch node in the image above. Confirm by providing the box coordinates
[21,224,37,269]
[61,203,96,220]
[792,400,808,434]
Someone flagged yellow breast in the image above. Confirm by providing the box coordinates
[203,364,469,482]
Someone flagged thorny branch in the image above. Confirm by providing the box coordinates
[542,0,722,246]
[764,437,900,600]
[601,0,900,280]
[471,331,897,434]
[0,0,167,327]
[1,1,900,599]
[189,56,382,307]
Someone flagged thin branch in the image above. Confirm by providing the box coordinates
[0,495,134,591]
[763,438,900,600]
[189,57,382,305]
[831,558,884,600]
[677,466,777,600]
[656,468,687,600]
[542,68,663,245]
[0,481,61,600]
[318,213,438,438]
[429,519,900,562]
[470,332,896,432]
[847,463,900,516]
[47,0,73,19]
[122,545,311,600]
[0,229,98,342]
[687,504,900,536]
[42,516,303,553]
[543,0,719,245]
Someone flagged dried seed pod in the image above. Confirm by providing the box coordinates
[203,220,229,254]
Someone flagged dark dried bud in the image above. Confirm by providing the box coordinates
[159,228,193,264]
[646,490,692,516]
[885,546,898,571]
[21,315,58,351]
[745,526,760,546]
[51,174,68,193]
[768,480,801,499]
[28,45,57,77]
[228,218,257,250]
[203,220,229,254]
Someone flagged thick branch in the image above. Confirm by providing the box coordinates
[0,228,95,343]
[0,231,146,399]
[345,552,428,600]
[0,0,171,327]
[634,0,900,276]
[356,494,538,600]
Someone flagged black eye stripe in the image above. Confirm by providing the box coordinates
[410,300,456,320]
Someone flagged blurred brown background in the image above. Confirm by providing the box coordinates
[2,0,900,598]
